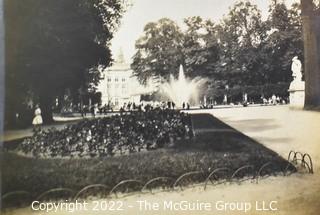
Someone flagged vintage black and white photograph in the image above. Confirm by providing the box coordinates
[1,0,320,214]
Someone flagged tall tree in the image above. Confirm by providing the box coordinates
[263,2,303,84]
[215,0,266,87]
[131,18,184,84]
[5,0,126,125]
[301,0,320,108]
[182,17,220,78]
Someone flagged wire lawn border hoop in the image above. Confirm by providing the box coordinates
[36,188,75,201]
[289,151,304,163]
[256,162,279,183]
[230,165,255,183]
[302,153,313,174]
[173,171,204,191]
[109,180,143,198]
[204,167,232,190]
[141,177,174,193]
[2,150,313,205]
[74,184,109,200]
[1,191,31,201]
[287,151,314,174]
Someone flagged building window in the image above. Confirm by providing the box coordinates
[115,78,118,82]
[122,78,126,82]
[107,77,111,82]
[115,84,119,89]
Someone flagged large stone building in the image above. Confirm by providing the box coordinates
[97,52,155,109]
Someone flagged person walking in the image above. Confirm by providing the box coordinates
[32,104,43,131]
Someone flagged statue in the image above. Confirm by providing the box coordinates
[291,56,302,82]
[288,55,305,108]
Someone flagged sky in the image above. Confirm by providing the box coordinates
[111,0,298,63]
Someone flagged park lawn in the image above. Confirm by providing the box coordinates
[1,114,293,208]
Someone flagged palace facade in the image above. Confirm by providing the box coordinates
[97,53,155,109]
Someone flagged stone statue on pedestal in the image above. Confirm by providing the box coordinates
[291,56,302,82]
[288,56,305,108]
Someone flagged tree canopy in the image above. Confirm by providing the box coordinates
[131,0,304,101]
[131,18,184,84]
[5,0,126,126]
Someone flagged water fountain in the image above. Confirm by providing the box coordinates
[160,65,206,107]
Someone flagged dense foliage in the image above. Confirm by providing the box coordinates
[5,0,127,126]
[131,1,304,101]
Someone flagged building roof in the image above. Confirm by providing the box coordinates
[107,49,132,72]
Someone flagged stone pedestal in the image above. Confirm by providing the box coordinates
[288,81,305,109]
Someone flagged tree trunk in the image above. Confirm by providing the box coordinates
[301,0,320,109]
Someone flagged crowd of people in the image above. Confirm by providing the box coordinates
[261,94,288,105]
[79,101,192,118]
[19,108,193,158]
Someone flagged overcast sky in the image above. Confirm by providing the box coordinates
[111,0,298,63]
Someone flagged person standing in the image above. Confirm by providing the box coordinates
[32,104,43,131]
[91,104,98,118]
[167,101,171,109]
[172,102,175,109]
[272,94,277,105]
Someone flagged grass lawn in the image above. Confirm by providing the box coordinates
[1,113,293,208]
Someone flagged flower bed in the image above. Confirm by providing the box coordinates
[18,108,193,158]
